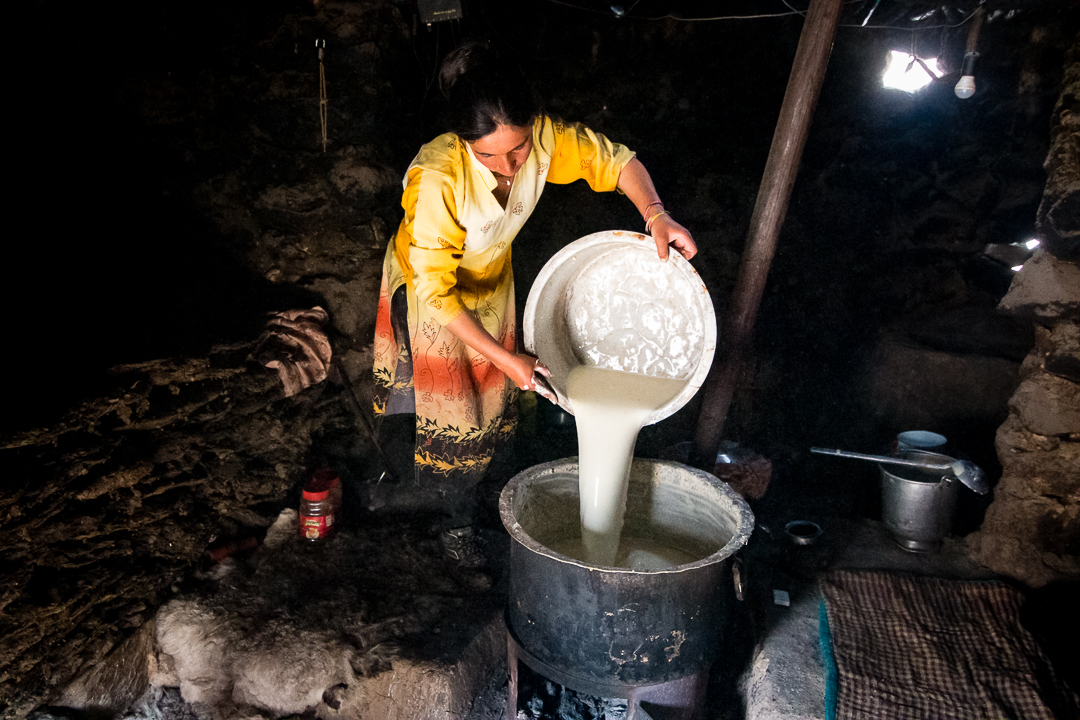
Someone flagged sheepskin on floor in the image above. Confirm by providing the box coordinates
[154,509,501,719]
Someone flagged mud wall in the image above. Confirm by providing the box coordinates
[969,37,1080,588]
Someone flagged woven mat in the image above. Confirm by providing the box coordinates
[819,570,1078,720]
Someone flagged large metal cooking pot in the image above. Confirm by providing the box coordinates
[499,458,753,687]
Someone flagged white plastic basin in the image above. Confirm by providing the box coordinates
[523,230,716,425]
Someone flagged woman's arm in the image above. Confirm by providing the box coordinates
[616,158,697,262]
[444,311,550,393]
[404,165,553,396]
[544,123,694,261]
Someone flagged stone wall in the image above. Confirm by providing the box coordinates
[969,34,1080,588]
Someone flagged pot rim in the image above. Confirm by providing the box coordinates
[499,457,755,575]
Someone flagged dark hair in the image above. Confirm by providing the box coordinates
[438,42,540,142]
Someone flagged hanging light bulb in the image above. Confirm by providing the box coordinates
[954,7,984,100]
[954,52,979,99]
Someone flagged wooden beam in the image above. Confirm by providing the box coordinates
[692,0,845,468]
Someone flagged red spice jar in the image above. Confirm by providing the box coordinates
[299,470,342,542]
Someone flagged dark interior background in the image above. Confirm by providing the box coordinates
[10,0,1076,509]
[3,1,1077,711]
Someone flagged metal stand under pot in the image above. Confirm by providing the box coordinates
[505,621,709,720]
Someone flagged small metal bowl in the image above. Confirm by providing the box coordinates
[785,520,823,546]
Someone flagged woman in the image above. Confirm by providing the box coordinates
[371,43,695,562]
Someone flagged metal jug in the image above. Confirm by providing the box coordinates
[879,451,959,552]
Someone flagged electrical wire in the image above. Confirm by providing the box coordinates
[537,0,984,31]
[641,8,807,22]
[540,0,804,20]
[779,0,808,17]
[839,8,982,30]
[650,10,803,21]
[410,18,458,146]
[542,0,623,16]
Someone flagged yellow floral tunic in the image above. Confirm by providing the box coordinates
[373,116,635,484]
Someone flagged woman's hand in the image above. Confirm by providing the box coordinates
[615,159,697,262]
[444,313,556,402]
[650,213,697,262]
[497,354,553,398]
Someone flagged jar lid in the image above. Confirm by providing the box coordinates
[307,469,340,493]
[303,489,330,501]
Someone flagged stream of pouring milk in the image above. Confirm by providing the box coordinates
[565,365,687,567]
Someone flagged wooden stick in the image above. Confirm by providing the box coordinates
[692,0,844,469]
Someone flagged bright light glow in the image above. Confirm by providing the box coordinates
[1025,238,1040,250]
[883,51,944,93]
[1012,265,1024,272]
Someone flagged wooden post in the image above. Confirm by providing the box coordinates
[692,0,844,469]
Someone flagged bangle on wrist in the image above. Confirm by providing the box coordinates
[642,200,664,220]
[645,209,670,233]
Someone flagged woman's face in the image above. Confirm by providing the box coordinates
[468,124,532,178]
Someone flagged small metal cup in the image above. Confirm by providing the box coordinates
[785,520,822,546]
